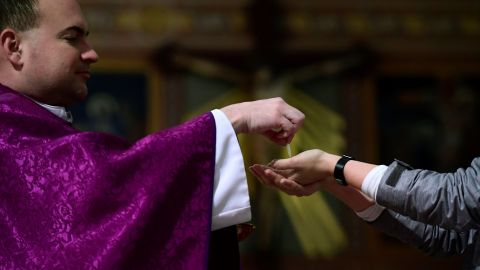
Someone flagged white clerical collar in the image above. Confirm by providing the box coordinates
[33,101,73,123]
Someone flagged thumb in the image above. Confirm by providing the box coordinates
[268,157,295,170]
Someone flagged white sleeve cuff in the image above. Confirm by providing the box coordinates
[210,109,251,231]
[356,165,388,222]
[361,165,388,201]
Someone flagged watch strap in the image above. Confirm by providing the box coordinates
[334,155,354,186]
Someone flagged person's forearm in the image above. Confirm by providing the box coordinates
[317,153,378,212]
[371,209,473,257]
[343,160,377,190]
[320,154,377,191]
[321,180,374,212]
[376,158,480,230]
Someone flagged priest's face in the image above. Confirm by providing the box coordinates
[19,0,99,106]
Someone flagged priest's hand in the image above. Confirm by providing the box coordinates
[249,149,337,196]
[220,97,304,145]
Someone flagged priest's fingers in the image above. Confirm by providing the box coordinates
[264,111,304,145]
[220,97,304,145]
[278,107,304,143]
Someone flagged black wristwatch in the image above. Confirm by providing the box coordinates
[334,155,354,186]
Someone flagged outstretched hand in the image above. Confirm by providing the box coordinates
[249,149,338,196]
[249,163,322,196]
[221,97,304,145]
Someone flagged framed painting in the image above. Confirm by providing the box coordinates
[70,58,162,142]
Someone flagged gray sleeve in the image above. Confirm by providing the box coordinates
[370,209,477,257]
[376,158,480,230]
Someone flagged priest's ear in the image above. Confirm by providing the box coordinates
[0,28,23,68]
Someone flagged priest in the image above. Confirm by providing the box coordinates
[0,0,305,269]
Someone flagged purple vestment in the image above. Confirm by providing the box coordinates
[0,84,215,269]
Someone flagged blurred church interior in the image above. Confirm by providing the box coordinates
[75,0,480,269]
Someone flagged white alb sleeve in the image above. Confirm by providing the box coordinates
[210,109,251,231]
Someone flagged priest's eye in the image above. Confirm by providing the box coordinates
[64,36,78,43]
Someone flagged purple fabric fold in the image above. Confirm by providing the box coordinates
[0,84,215,269]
